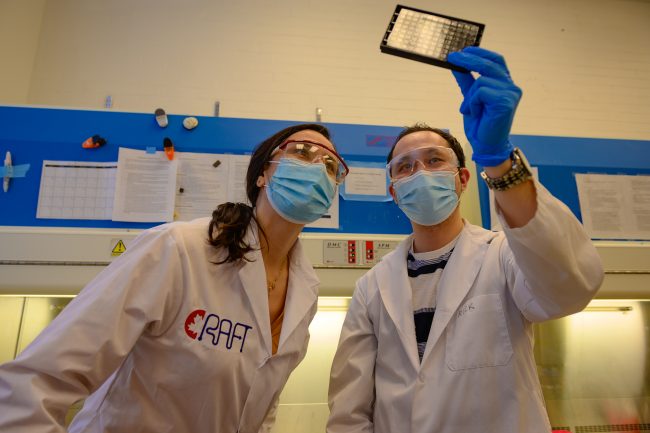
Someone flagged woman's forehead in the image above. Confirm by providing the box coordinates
[285,130,334,150]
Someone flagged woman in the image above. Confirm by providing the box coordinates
[0,124,349,433]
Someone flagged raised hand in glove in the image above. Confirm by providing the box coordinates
[447,47,522,167]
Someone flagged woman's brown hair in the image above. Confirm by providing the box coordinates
[208,123,331,264]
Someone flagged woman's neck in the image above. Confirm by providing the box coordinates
[255,199,303,267]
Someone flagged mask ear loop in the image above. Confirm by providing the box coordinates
[259,157,284,188]
[455,168,466,207]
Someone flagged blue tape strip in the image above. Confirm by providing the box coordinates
[145,146,156,154]
[339,161,392,202]
[0,163,30,178]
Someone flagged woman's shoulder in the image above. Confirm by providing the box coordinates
[135,218,211,252]
[150,217,210,236]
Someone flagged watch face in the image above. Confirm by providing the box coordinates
[513,148,533,175]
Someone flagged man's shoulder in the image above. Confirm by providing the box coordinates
[357,237,410,288]
[372,236,411,268]
[461,220,505,245]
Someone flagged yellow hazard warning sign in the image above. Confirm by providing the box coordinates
[111,240,127,256]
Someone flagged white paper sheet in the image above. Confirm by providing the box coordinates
[36,161,117,220]
[227,154,252,204]
[175,152,230,221]
[576,173,650,240]
[112,147,178,222]
[344,167,387,196]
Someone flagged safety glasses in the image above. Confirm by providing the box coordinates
[273,140,349,184]
[387,145,458,180]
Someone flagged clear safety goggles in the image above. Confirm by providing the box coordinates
[387,145,458,180]
[273,139,349,184]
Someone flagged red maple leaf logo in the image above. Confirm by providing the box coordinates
[184,309,206,339]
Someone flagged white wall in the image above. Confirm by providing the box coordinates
[23,0,650,138]
[4,0,650,224]
[0,0,46,104]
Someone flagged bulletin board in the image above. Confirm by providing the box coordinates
[477,134,650,231]
[0,105,412,234]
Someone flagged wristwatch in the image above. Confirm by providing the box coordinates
[480,148,533,191]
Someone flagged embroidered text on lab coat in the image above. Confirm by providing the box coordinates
[184,309,253,353]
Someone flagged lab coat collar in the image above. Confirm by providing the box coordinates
[237,222,319,357]
[376,235,420,370]
[376,220,497,370]
[280,238,319,348]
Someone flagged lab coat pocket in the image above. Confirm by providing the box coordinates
[446,294,513,370]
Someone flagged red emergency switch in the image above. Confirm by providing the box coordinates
[348,240,356,264]
[366,241,374,261]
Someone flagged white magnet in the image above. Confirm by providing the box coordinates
[183,117,199,130]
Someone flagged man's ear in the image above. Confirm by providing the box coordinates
[459,167,471,192]
[389,183,397,203]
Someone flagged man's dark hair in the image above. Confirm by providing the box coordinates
[387,123,466,168]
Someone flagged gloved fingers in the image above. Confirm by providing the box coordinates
[448,49,510,81]
[462,76,521,109]
[466,86,521,118]
[451,69,475,97]
[466,86,487,119]
[461,46,509,71]
[460,76,521,115]
[473,76,518,92]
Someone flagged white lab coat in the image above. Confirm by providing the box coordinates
[0,217,320,433]
[328,181,604,433]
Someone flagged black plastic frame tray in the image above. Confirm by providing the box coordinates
[380,4,485,72]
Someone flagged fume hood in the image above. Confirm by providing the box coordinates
[1,226,649,432]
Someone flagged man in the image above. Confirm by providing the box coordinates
[326,47,604,433]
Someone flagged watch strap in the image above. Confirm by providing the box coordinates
[480,148,532,191]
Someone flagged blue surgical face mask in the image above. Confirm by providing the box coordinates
[393,169,460,226]
[265,158,336,224]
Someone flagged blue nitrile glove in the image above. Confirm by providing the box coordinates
[447,47,522,167]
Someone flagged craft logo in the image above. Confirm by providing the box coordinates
[184,309,206,339]
[184,309,253,353]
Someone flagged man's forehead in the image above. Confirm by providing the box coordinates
[394,131,450,155]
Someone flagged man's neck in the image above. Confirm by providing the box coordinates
[411,210,464,253]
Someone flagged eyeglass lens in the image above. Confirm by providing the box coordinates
[389,146,456,179]
[282,142,343,181]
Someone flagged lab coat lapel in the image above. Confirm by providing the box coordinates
[237,228,273,358]
[279,239,319,349]
[421,223,496,363]
[377,236,420,371]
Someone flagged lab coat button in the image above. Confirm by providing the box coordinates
[418,373,425,382]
